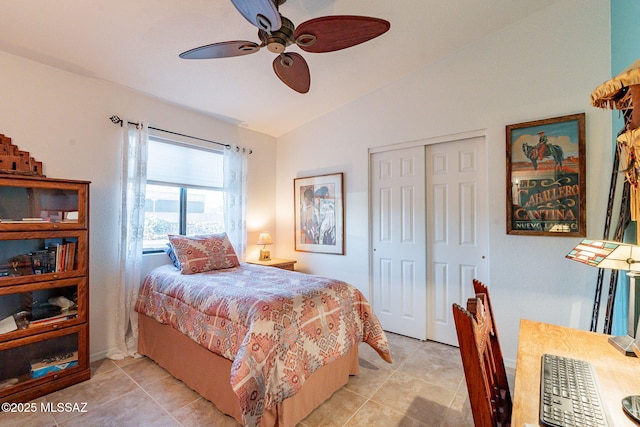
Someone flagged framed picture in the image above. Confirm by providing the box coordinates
[294,173,344,254]
[506,113,586,236]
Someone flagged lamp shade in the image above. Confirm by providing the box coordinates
[257,232,273,246]
[566,239,640,272]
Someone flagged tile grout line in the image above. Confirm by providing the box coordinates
[339,369,395,426]
[45,335,467,426]
[340,339,423,426]
[371,339,465,426]
[110,360,187,426]
[436,376,468,427]
[47,361,135,426]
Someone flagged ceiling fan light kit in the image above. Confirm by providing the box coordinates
[179,0,390,93]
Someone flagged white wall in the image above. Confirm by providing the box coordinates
[275,0,612,366]
[0,0,613,369]
[0,52,277,360]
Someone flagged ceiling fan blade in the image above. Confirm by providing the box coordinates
[230,0,282,33]
[294,16,390,53]
[179,41,260,59]
[272,53,310,94]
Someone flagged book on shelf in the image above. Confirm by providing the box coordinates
[28,241,76,275]
[56,242,76,272]
[64,242,76,271]
[29,310,78,326]
[0,218,49,223]
[55,244,65,272]
[30,351,78,378]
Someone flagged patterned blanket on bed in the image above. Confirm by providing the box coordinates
[135,263,392,426]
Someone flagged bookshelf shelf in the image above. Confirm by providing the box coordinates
[0,175,90,403]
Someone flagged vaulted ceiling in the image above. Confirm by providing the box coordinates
[0,0,560,137]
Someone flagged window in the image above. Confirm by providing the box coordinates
[143,138,225,252]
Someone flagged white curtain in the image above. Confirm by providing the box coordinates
[224,146,249,260]
[108,122,149,359]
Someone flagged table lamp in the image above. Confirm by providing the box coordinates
[257,232,273,261]
[566,239,640,356]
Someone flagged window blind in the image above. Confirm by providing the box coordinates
[146,139,223,188]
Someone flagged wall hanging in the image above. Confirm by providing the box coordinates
[294,172,344,254]
[506,113,586,236]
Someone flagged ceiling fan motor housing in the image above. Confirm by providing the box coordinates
[260,15,295,53]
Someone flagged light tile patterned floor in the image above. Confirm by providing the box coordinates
[0,332,510,426]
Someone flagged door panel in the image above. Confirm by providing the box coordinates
[371,146,427,340]
[427,137,488,346]
[370,136,488,345]
[433,262,448,325]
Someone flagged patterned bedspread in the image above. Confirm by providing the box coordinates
[135,263,392,426]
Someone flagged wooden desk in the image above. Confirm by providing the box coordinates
[513,319,640,426]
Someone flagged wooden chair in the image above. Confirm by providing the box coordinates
[453,292,512,427]
[472,279,509,390]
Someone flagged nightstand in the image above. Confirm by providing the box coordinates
[247,258,297,271]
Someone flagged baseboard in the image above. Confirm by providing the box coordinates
[90,348,113,363]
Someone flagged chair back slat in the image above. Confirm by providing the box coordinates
[473,279,511,404]
[453,284,512,427]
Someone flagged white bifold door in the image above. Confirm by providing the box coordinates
[371,145,428,340]
[371,136,488,345]
[426,136,488,346]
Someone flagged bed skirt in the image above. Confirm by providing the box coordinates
[137,313,360,426]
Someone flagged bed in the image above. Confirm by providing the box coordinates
[134,234,392,426]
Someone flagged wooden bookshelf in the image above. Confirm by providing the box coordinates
[0,175,90,403]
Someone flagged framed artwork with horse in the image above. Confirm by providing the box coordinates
[506,113,586,236]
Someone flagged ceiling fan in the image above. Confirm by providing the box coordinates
[179,0,390,94]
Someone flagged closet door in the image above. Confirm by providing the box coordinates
[426,136,488,346]
[371,146,427,340]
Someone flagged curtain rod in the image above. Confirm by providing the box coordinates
[109,115,252,154]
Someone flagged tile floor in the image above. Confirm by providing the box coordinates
[0,332,514,426]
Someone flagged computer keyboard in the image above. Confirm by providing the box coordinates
[540,353,610,427]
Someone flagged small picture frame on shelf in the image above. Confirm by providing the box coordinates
[63,211,79,222]
[30,250,48,275]
[30,250,55,275]
[40,211,63,222]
